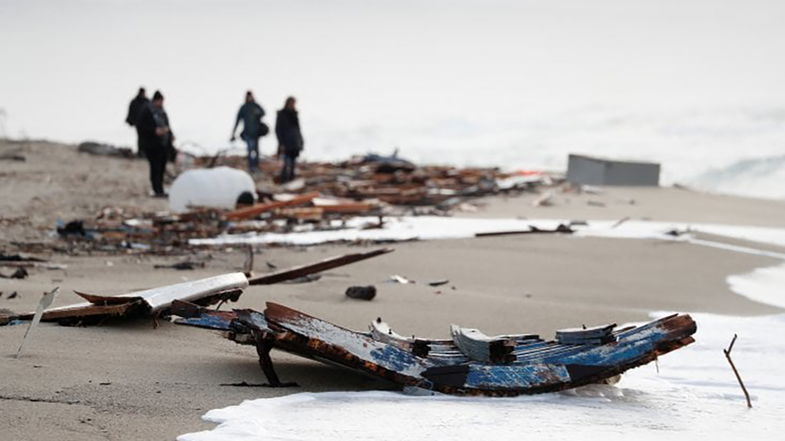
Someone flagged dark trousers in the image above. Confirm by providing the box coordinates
[146,147,167,195]
[136,128,146,158]
[243,135,259,172]
[280,153,297,183]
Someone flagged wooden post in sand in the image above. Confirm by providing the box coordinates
[723,334,752,408]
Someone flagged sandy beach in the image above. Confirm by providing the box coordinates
[2,140,785,440]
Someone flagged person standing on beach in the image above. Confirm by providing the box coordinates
[137,90,174,197]
[230,91,266,173]
[125,87,149,158]
[275,96,304,183]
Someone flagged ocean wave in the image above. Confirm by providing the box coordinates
[689,155,785,199]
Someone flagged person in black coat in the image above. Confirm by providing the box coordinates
[125,87,149,158]
[136,90,174,197]
[275,96,304,183]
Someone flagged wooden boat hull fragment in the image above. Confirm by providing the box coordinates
[174,302,696,396]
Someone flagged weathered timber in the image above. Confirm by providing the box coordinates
[556,323,617,345]
[6,273,248,325]
[225,192,320,221]
[175,302,697,396]
[450,325,517,363]
[248,248,393,285]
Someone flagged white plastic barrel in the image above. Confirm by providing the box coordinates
[168,166,256,212]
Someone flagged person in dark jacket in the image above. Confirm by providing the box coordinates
[275,96,304,183]
[136,90,174,197]
[230,91,266,173]
[125,87,149,158]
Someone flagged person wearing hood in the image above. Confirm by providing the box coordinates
[231,91,267,173]
[125,87,149,157]
[136,90,174,197]
[275,96,304,183]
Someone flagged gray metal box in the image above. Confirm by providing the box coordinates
[566,154,660,186]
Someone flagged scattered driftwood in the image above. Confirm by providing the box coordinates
[723,333,752,408]
[225,192,320,221]
[1,248,394,326]
[175,304,697,396]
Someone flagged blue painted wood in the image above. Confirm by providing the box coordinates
[175,315,233,330]
[464,364,571,389]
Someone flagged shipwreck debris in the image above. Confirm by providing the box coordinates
[4,273,248,325]
[16,287,59,358]
[248,248,393,285]
[225,192,320,221]
[0,249,394,326]
[175,303,697,396]
[41,153,561,254]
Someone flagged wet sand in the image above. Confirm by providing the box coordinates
[2,140,785,440]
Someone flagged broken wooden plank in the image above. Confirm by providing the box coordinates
[12,300,145,322]
[225,192,320,221]
[450,325,517,363]
[314,202,375,214]
[170,300,238,330]
[73,272,248,312]
[369,318,437,357]
[556,323,617,345]
[8,273,248,325]
[263,302,428,383]
[249,248,393,285]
